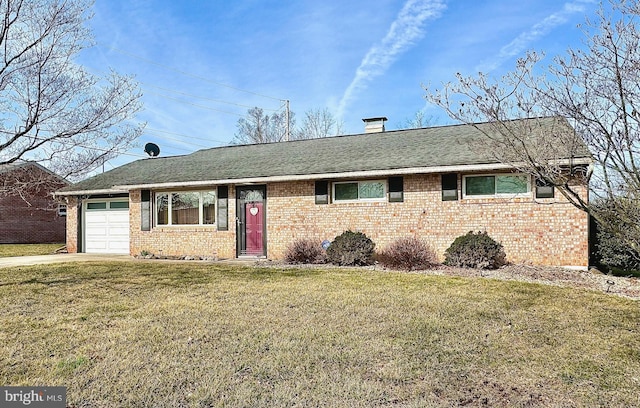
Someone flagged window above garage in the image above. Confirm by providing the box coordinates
[86,200,129,210]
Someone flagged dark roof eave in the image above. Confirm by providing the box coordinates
[55,157,593,195]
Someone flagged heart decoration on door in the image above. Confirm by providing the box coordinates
[249,207,259,216]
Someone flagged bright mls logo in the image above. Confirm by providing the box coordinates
[1,387,66,407]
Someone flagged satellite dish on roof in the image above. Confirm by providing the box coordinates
[144,142,160,157]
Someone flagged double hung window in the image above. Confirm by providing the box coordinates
[441,173,458,201]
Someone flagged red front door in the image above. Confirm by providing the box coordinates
[244,202,264,255]
[237,185,266,257]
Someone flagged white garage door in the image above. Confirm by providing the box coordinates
[84,199,130,254]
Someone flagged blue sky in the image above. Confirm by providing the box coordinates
[80,0,599,168]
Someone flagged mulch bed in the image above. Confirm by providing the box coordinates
[430,264,640,300]
[256,260,640,300]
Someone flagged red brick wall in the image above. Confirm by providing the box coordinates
[0,185,67,244]
[81,172,589,267]
[267,174,589,267]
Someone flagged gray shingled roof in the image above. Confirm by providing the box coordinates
[59,117,591,194]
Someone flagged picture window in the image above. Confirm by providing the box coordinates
[155,191,216,226]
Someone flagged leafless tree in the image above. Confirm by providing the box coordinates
[398,110,433,129]
[233,107,294,144]
[425,0,640,261]
[0,162,66,209]
[0,0,144,193]
[295,108,344,139]
[235,106,343,143]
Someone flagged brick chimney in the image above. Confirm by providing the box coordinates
[363,117,387,133]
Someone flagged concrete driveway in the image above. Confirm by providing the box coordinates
[0,253,132,268]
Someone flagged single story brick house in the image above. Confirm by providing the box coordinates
[1,162,68,244]
[56,117,592,268]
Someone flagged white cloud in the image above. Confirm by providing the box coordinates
[337,0,446,118]
[476,0,596,73]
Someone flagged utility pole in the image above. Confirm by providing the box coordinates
[285,99,290,141]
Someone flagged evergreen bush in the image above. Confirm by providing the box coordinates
[326,230,375,266]
[444,231,506,269]
[596,228,640,272]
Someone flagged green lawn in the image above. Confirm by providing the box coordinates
[0,262,638,407]
[0,243,64,257]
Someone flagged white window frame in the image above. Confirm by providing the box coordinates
[462,173,532,199]
[155,190,216,227]
[332,180,387,203]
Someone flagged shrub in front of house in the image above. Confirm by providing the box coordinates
[284,238,326,264]
[444,231,506,269]
[377,236,439,271]
[596,227,640,272]
[326,230,375,266]
[592,199,640,273]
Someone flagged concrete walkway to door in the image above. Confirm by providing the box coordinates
[0,253,132,268]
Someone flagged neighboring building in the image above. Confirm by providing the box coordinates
[0,162,68,244]
[56,117,592,268]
